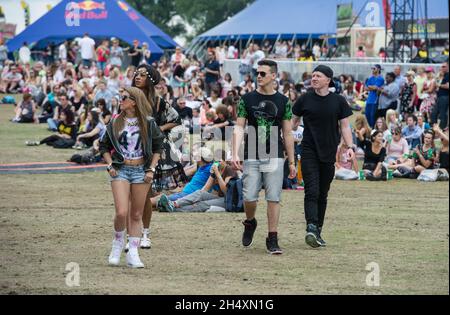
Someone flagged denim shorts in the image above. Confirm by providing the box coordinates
[242,158,284,203]
[110,165,146,184]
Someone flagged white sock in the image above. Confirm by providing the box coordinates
[114,230,126,243]
[142,228,151,236]
[128,237,140,250]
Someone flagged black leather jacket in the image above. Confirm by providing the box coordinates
[99,116,164,171]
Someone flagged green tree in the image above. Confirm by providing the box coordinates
[175,0,254,36]
[126,0,185,38]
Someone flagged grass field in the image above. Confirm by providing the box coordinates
[0,101,448,295]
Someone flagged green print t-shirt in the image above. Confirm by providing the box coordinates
[238,90,292,160]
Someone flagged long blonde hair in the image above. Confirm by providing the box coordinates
[113,87,152,151]
[354,114,372,138]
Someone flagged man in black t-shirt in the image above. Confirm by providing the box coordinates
[431,63,449,129]
[233,59,296,255]
[174,97,193,120]
[127,40,142,68]
[292,65,355,248]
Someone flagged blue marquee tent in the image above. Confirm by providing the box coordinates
[195,0,448,42]
[6,0,178,58]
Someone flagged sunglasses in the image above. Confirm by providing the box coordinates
[256,71,268,78]
[134,70,149,77]
[121,95,135,102]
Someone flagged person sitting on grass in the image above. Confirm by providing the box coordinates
[26,107,77,148]
[0,64,23,94]
[47,94,74,132]
[361,130,387,181]
[402,114,423,150]
[411,129,437,176]
[386,109,400,133]
[203,105,234,141]
[73,110,106,150]
[12,93,37,123]
[374,117,392,147]
[434,125,449,172]
[96,98,112,125]
[150,147,214,209]
[335,137,359,180]
[386,127,410,167]
[353,114,372,155]
[158,159,238,212]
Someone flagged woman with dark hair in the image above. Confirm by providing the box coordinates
[434,125,449,172]
[96,98,112,124]
[361,130,387,181]
[73,110,106,149]
[26,107,77,148]
[411,129,437,174]
[132,63,184,250]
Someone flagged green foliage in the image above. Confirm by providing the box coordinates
[126,0,185,38]
[126,0,255,40]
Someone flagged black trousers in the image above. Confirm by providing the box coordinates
[431,95,449,130]
[302,156,335,228]
[40,135,61,146]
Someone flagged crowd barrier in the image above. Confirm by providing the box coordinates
[223,59,443,83]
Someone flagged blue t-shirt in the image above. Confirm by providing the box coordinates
[205,60,220,84]
[183,163,212,194]
[365,75,385,104]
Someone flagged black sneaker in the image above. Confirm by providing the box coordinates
[266,236,283,255]
[317,227,327,247]
[305,224,321,248]
[242,218,257,247]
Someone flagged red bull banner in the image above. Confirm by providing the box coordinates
[65,1,108,20]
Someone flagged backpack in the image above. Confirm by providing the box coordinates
[225,177,244,213]
[1,96,16,105]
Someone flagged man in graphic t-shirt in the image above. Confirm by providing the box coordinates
[232,59,296,255]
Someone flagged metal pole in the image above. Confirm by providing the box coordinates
[331,0,369,59]
[424,0,429,61]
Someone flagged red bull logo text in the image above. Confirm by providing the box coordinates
[66,1,107,20]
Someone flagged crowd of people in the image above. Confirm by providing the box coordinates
[1,36,449,265]
[1,36,448,180]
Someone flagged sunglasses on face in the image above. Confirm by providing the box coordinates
[121,95,135,102]
[257,71,268,78]
[134,70,149,77]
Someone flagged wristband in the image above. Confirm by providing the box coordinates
[106,164,114,172]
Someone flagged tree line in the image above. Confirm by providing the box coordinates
[126,0,254,42]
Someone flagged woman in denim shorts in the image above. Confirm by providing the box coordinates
[100,87,164,268]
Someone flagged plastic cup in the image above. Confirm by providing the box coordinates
[387,169,394,180]
[359,170,365,181]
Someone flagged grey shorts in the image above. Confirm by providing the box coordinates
[242,158,284,203]
[110,165,146,184]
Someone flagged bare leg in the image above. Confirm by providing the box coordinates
[129,184,151,237]
[244,201,257,220]
[111,181,131,232]
[142,190,153,229]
